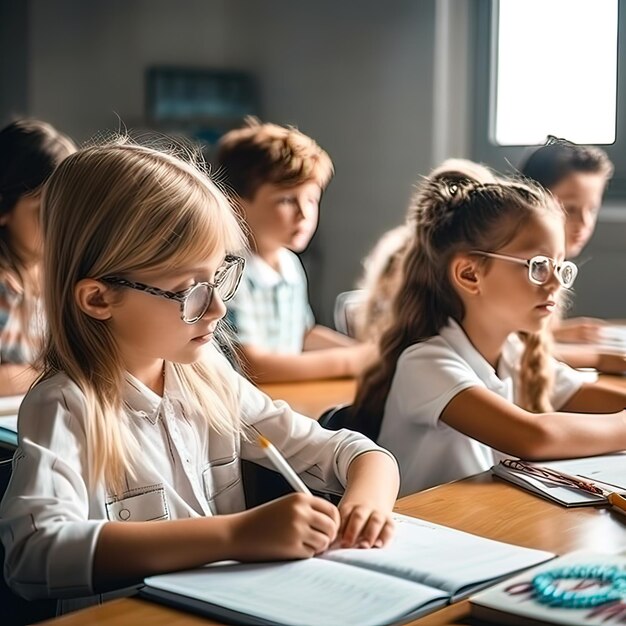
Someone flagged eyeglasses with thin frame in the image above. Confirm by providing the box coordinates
[100,254,245,324]
[470,250,578,289]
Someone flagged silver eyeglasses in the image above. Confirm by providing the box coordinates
[101,254,245,324]
[470,251,578,289]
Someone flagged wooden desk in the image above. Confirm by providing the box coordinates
[258,377,357,419]
[36,375,626,626]
[599,372,626,391]
[39,472,626,626]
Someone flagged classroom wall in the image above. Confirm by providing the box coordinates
[9,0,438,325]
[2,0,623,323]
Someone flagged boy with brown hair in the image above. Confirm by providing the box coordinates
[216,118,373,383]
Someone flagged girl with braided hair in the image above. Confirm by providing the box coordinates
[352,163,626,497]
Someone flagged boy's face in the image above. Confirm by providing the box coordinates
[242,181,321,253]
[550,172,606,258]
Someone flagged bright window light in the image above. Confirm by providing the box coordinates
[494,0,618,145]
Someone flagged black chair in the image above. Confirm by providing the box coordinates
[318,404,354,431]
[241,459,293,508]
[0,456,58,625]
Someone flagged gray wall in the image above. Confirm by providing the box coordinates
[5,0,439,324]
[2,0,623,322]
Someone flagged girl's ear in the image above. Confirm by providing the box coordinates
[450,254,482,297]
[74,278,115,320]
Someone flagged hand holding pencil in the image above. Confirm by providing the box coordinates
[253,429,397,551]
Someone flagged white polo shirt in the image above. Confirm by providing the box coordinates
[378,318,593,497]
[226,249,315,353]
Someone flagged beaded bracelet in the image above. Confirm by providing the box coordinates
[532,565,626,609]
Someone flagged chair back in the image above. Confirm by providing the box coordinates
[318,404,354,431]
[333,290,366,338]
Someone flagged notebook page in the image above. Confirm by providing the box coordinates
[144,558,447,626]
[544,454,626,492]
[0,415,17,433]
[0,394,22,417]
[323,514,553,597]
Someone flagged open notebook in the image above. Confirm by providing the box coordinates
[141,514,554,626]
[492,454,626,507]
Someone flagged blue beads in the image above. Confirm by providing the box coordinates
[532,564,626,609]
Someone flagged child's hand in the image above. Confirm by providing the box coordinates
[345,342,378,376]
[336,501,395,549]
[230,493,340,561]
[596,352,626,375]
[554,317,606,344]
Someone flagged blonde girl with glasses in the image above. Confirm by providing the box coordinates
[352,164,626,498]
[0,140,398,611]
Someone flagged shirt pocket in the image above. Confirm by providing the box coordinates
[202,456,241,505]
[105,485,170,522]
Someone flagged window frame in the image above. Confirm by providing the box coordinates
[472,0,626,199]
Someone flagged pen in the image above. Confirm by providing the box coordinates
[257,434,312,495]
[608,492,626,518]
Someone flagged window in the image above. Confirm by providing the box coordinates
[473,0,626,197]
[494,0,617,145]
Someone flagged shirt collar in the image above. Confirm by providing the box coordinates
[244,249,301,287]
[123,362,186,423]
[440,318,511,390]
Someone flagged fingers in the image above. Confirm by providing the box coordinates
[311,495,342,528]
[338,506,395,549]
[290,494,340,555]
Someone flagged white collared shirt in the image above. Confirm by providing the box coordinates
[0,347,391,605]
[226,249,315,353]
[378,318,593,497]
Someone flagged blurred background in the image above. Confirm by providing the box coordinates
[1,0,625,325]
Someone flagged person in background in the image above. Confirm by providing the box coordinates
[216,118,374,382]
[520,137,625,373]
[352,163,626,497]
[0,118,75,395]
[0,139,398,612]
[352,224,411,342]
[354,159,499,343]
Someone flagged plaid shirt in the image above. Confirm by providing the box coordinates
[0,272,43,364]
[226,249,315,354]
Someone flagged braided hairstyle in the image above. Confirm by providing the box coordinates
[352,166,562,439]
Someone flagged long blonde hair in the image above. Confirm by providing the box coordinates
[353,164,562,440]
[40,139,245,493]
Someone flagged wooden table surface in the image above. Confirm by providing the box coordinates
[40,471,626,626]
[258,377,357,419]
[38,373,626,626]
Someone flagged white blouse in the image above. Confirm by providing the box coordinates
[378,319,594,497]
[0,348,393,608]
